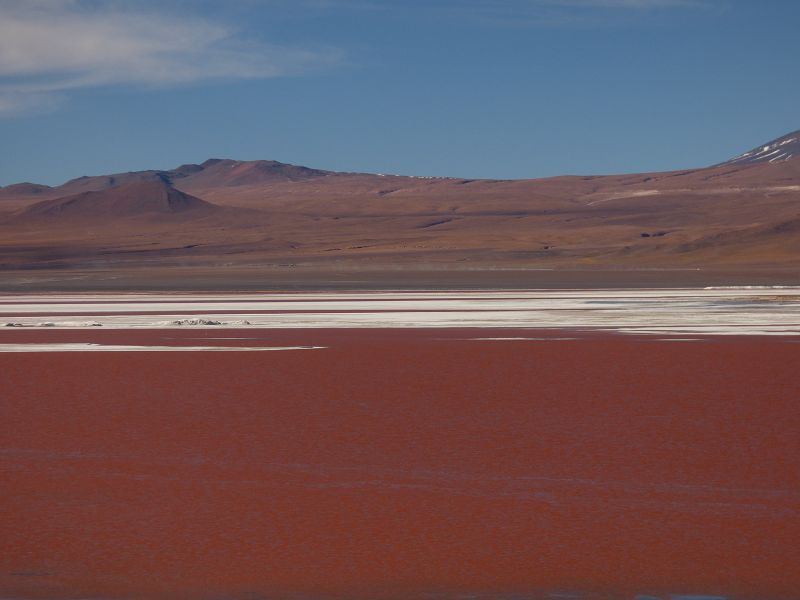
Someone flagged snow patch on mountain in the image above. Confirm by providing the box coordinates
[723,131,799,166]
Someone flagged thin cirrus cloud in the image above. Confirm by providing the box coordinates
[0,1,343,116]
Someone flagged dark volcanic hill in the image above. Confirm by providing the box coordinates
[1,129,799,288]
[18,180,220,221]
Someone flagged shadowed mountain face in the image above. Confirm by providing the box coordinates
[0,130,799,285]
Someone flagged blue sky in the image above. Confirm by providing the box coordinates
[0,0,798,186]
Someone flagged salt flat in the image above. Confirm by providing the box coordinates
[1,288,799,336]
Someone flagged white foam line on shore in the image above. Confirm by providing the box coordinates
[0,344,326,353]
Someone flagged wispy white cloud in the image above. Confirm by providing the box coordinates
[0,0,343,116]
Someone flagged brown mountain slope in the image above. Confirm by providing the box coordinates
[0,130,798,288]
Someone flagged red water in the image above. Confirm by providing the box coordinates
[1,329,799,599]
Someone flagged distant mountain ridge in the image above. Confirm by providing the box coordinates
[0,128,799,281]
[1,128,798,197]
[34,159,333,198]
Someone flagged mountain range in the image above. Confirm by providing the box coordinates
[1,130,798,289]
